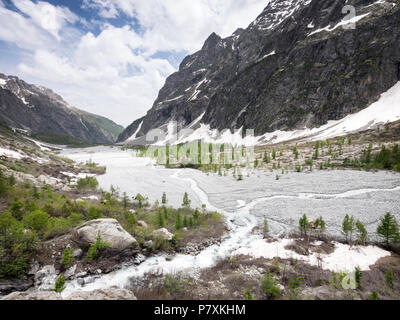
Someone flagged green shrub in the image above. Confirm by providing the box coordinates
[385,269,394,288]
[87,206,103,220]
[368,291,381,300]
[77,176,99,190]
[22,210,50,235]
[244,288,254,300]
[53,274,66,293]
[0,212,38,279]
[61,248,72,269]
[261,271,281,298]
[86,233,110,263]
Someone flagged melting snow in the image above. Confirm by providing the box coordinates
[0,146,24,159]
[308,13,371,37]
[127,121,143,141]
[233,238,391,272]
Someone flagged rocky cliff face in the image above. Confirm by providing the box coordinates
[118,0,400,143]
[0,73,123,144]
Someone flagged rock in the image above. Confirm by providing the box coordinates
[73,248,83,258]
[1,291,62,300]
[152,228,173,241]
[65,287,137,300]
[137,220,148,228]
[133,254,146,265]
[28,261,40,275]
[35,265,57,290]
[143,240,153,248]
[64,265,77,279]
[73,218,136,251]
[75,271,87,278]
[0,280,33,296]
[96,269,102,274]
[77,278,85,286]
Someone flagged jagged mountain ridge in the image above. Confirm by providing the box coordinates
[0,73,124,144]
[118,0,400,143]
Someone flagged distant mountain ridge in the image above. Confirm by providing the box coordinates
[0,73,124,144]
[118,0,400,144]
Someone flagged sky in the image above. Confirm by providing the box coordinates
[0,0,268,127]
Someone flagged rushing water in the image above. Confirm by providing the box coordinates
[59,146,400,296]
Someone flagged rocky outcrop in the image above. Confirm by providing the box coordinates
[0,73,123,144]
[152,228,173,241]
[1,287,137,300]
[119,0,400,142]
[1,291,62,300]
[65,287,137,300]
[73,218,137,251]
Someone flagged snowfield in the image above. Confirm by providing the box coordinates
[233,239,390,272]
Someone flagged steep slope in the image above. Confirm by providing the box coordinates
[118,0,400,144]
[0,73,124,144]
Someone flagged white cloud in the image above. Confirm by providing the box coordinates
[12,0,79,40]
[84,0,269,53]
[1,0,270,127]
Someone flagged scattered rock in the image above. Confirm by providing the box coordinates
[73,218,137,251]
[137,220,148,228]
[133,254,146,265]
[143,240,153,248]
[65,287,137,300]
[152,228,173,241]
[35,265,57,290]
[0,280,33,296]
[73,248,83,259]
[2,291,62,300]
[64,265,77,279]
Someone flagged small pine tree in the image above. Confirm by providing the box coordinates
[342,214,356,244]
[182,192,191,208]
[157,209,166,228]
[314,216,326,240]
[244,288,254,300]
[368,291,381,300]
[356,220,368,245]
[263,219,269,238]
[175,211,183,230]
[61,248,72,269]
[162,192,167,205]
[53,274,66,293]
[355,267,363,289]
[377,212,399,247]
[299,214,309,237]
[385,269,394,288]
[183,216,188,228]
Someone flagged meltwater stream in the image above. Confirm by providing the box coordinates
[59,146,400,297]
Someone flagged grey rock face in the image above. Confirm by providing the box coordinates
[0,73,123,144]
[118,0,400,142]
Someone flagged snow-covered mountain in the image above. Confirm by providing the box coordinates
[118,0,400,145]
[0,73,124,144]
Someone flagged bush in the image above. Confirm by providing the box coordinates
[22,210,50,236]
[261,271,281,298]
[77,176,99,190]
[87,206,103,220]
[368,291,381,300]
[53,274,66,293]
[86,233,110,263]
[61,248,72,269]
[244,288,254,300]
[0,212,38,279]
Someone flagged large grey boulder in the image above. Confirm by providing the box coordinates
[73,219,136,251]
[1,291,62,300]
[65,287,137,300]
[152,228,173,241]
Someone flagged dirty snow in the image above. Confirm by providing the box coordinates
[0,146,24,159]
[233,238,391,272]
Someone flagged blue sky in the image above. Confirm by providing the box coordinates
[0,0,268,126]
